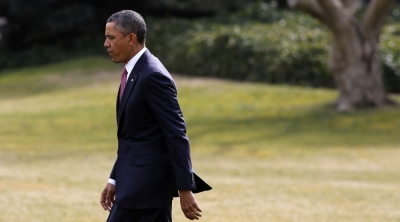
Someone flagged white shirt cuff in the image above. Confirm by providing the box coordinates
[108,178,116,185]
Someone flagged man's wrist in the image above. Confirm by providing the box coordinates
[108,178,116,185]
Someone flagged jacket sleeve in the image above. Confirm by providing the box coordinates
[109,159,117,180]
[144,72,196,190]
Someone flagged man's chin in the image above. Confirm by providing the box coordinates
[111,57,121,63]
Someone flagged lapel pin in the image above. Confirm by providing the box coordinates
[131,79,133,82]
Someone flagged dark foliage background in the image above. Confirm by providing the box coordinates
[0,0,283,50]
[0,0,399,93]
[145,3,400,93]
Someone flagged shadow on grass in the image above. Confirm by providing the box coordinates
[187,105,400,150]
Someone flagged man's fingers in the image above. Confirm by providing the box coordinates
[105,190,110,204]
[184,212,194,220]
[179,190,202,220]
[184,206,202,220]
[108,192,115,204]
[184,211,201,220]
[100,183,116,212]
[106,189,115,212]
[100,189,108,211]
[188,204,202,215]
[191,207,202,219]
[100,201,106,210]
[191,203,202,214]
[105,192,112,211]
[183,203,199,213]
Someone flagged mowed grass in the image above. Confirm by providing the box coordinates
[1,57,400,222]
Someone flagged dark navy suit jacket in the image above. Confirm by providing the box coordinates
[109,50,210,209]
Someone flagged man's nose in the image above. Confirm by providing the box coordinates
[104,40,109,48]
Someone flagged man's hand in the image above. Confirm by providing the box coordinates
[179,190,202,220]
[100,183,116,212]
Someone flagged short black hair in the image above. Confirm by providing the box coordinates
[107,10,146,44]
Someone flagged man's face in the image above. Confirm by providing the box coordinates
[104,22,132,64]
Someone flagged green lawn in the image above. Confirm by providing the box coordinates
[1,57,400,221]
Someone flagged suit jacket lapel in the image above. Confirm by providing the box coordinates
[117,50,149,126]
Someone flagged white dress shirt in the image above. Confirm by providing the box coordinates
[108,46,147,186]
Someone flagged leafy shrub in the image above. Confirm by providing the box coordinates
[381,23,400,93]
[143,0,286,15]
[147,3,400,92]
[1,3,400,93]
[147,4,332,88]
[0,35,104,70]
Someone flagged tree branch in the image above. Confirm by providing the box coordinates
[287,0,326,23]
[348,0,363,14]
[340,0,356,9]
[340,0,363,13]
[317,0,349,31]
[362,0,396,39]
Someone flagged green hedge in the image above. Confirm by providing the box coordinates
[143,0,286,14]
[381,22,400,93]
[0,35,105,70]
[147,3,400,92]
[1,3,400,93]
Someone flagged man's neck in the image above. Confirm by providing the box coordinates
[125,44,145,65]
[124,46,147,76]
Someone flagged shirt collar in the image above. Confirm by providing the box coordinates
[125,47,147,80]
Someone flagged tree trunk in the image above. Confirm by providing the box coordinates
[330,21,394,111]
[287,0,397,111]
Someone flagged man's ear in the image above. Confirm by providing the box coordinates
[128,33,138,45]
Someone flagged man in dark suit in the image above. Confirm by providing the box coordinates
[99,10,211,222]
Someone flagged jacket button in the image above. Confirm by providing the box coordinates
[118,139,122,142]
